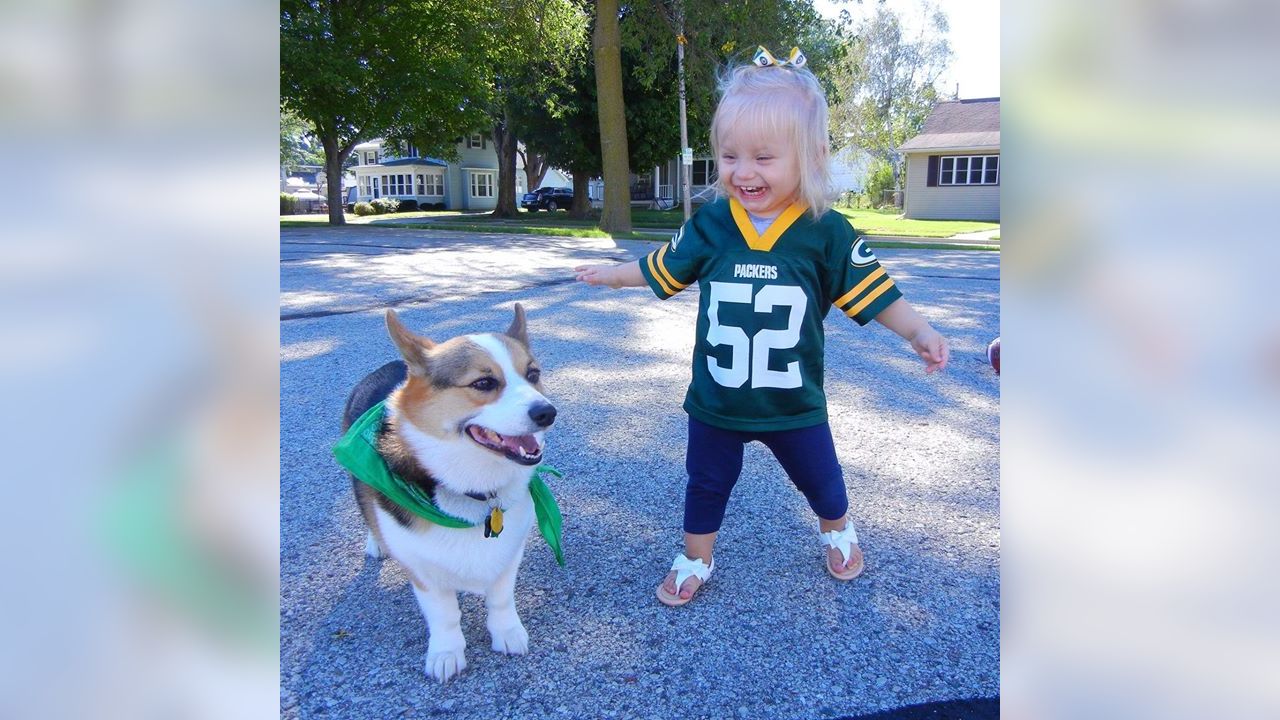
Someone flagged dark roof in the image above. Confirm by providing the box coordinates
[379,156,447,167]
[899,97,1000,152]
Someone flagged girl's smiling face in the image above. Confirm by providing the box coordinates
[717,127,802,219]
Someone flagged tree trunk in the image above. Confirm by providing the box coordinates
[492,109,519,219]
[569,171,591,219]
[321,134,350,226]
[890,145,902,192]
[593,0,632,233]
[523,150,549,192]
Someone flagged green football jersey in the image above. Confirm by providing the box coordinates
[639,197,902,431]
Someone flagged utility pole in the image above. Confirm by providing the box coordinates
[677,15,692,221]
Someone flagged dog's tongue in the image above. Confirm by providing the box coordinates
[501,434,540,455]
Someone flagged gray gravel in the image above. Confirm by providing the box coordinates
[281,225,1000,719]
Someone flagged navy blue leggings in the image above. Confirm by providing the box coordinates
[683,416,849,534]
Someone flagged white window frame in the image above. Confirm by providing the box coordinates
[468,133,484,149]
[692,159,716,187]
[423,172,444,196]
[940,154,999,186]
[470,171,495,198]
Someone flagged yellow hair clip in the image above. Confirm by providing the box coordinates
[752,46,807,68]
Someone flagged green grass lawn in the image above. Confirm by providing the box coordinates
[281,205,998,246]
[381,221,658,241]
[462,208,684,227]
[280,210,465,226]
[834,207,999,237]
[281,208,681,236]
[280,210,662,241]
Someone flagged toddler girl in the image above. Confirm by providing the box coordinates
[575,47,948,606]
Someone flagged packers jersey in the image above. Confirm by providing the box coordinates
[639,197,902,432]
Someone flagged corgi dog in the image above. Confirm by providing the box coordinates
[338,304,557,682]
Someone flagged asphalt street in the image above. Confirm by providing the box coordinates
[280,224,1000,719]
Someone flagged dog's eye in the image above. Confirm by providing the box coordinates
[469,377,499,392]
[526,369,541,384]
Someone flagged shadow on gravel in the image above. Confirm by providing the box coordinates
[837,696,999,719]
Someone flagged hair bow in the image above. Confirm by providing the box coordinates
[752,46,807,68]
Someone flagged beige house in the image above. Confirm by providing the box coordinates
[899,97,1000,221]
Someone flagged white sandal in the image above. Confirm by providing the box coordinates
[820,521,865,580]
[655,553,714,606]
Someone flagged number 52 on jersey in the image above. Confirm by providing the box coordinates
[705,281,808,390]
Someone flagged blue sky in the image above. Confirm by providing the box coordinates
[815,0,1000,99]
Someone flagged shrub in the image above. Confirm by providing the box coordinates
[429,202,446,211]
[396,199,419,212]
[280,192,299,215]
[370,197,399,214]
[861,158,896,208]
[353,202,374,216]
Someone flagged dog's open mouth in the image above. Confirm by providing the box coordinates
[465,425,543,465]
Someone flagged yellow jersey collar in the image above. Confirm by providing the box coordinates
[729,197,808,252]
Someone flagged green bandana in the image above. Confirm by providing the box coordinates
[333,400,564,566]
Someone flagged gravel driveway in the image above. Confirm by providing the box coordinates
[280,225,1000,719]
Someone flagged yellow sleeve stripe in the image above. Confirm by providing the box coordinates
[833,267,886,308]
[844,278,895,318]
[654,245,689,291]
[646,251,676,296]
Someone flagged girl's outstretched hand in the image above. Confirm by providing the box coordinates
[574,264,615,287]
[574,261,647,289]
[910,326,950,374]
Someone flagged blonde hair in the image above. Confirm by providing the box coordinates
[710,61,833,219]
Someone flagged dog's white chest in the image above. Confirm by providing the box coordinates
[376,492,536,594]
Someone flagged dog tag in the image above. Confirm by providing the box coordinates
[484,508,504,538]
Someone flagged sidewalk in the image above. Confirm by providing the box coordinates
[863,232,999,250]
[586,226,1000,249]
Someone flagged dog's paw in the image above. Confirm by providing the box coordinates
[489,622,529,655]
[424,648,467,682]
[363,531,384,559]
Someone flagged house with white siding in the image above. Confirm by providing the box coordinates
[596,157,719,210]
[619,147,871,210]
[898,97,1000,221]
[349,134,571,211]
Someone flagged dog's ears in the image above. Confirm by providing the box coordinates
[505,303,529,347]
[385,309,435,375]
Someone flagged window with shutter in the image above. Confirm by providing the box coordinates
[936,155,999,186]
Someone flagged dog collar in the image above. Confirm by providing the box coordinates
[465,492,505,538]
[333,401,565,566]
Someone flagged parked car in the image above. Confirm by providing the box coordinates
[521,186,574,211]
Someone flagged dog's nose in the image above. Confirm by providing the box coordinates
[528,402,557,428]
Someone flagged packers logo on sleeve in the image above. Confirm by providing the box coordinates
[851,238,877,267]
[670,224,686,251]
